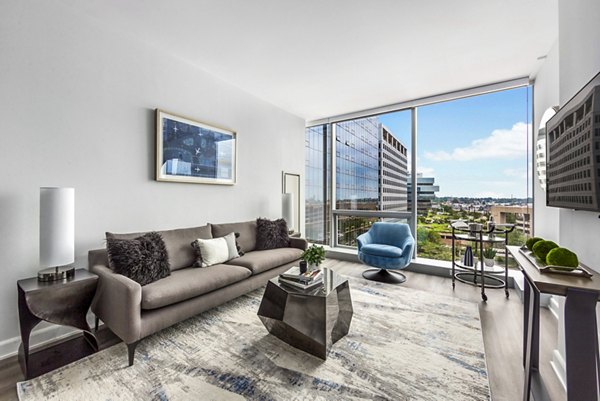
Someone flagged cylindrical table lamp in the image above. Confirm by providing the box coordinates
[38,187,75,281]
[282,193,294,234]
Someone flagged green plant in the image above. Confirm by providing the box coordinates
[526,236,544,251]
[532,240,558,262]
[301,244,326,266]
[482,247,497,259]
[546,247,579,268]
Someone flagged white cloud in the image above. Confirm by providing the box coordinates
[406,154,435,177]
[424,122,531,162]
[503,168,528,179]
[474,191,511,198]
[417,166,435,176]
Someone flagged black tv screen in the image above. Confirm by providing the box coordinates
[546,71,600,212]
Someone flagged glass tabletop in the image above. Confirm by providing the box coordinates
[453,233,507,243]
[269,267,348,297]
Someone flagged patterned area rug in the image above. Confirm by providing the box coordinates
[18,275,490,400]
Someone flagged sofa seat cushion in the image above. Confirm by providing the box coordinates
[360,243,404,258]
[141,265,251,310]
[225,248,302,275]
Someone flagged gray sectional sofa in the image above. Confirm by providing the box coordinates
[88,220,307,365]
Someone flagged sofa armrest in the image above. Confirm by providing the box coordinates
[357,232,372,252]
[90,264,142,344]
[289,237,308,251]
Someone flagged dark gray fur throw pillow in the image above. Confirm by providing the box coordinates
[256,218,290,250]
[235,232,245,256]
[107,231,170,286]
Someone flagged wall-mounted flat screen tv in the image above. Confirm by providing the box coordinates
[546,71,600,212]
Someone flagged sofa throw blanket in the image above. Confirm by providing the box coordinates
[192,232,239,267]
[106,232,171,286]
[256,218,290,250]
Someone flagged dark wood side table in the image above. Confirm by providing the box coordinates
[508,246,600,401]
[17,269,99,379]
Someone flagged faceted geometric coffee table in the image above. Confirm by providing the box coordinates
[257,268,353,359]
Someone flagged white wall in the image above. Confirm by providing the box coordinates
[0,0,305,356]
[556,0,600,267]
[532,0,600,388]
[533,41,560,241]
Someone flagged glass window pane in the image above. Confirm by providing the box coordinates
[334,112,412,247]
[305,124,330,244]
[416,86,533,262]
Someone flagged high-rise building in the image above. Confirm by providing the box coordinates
[407,173,440,214]
[380,124,409,211]
[307,117,409,246]
[335,117,380,211]
[305,125,330,244]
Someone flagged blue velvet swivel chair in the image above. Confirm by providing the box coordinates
[357,222,415,284]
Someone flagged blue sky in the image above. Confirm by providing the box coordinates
[379,86,532,198]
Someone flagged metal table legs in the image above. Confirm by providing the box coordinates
[523,276,599,401]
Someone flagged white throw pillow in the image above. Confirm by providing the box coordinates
[222,232,240,260]
[192,232,239,267]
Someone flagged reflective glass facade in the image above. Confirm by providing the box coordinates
[305,124,330,244]
[335,118,380,210]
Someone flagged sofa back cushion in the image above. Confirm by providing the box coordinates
[106,224,212,271]
[211,221,257,253]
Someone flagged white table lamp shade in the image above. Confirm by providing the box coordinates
[40,187,74,267]
[282,193,294,231]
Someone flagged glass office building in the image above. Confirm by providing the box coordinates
[306,116,408,245]
[305,125,330,244]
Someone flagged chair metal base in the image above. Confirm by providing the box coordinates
[362,268,406,284]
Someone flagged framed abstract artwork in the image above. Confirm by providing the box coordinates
[156,109,237,185]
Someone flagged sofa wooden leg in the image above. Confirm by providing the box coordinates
[127,341,140,367]
[94,316,99,332]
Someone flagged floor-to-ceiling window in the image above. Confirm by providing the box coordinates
[305,84,532,265]
[416,87,532,262]
[305,124,330,244]
[333,112,413,247]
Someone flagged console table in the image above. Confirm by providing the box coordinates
[508,246,600,401]
[17,269,98,379]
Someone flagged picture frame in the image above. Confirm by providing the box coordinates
[156,109,237,185]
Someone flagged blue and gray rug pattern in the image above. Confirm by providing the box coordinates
[18,275,490,400]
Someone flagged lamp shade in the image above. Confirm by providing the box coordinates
[282,193,294,231]
[40,187,74,267]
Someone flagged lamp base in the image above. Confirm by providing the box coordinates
[37,266,75,282]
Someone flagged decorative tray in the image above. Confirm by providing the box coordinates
[518,246,593,278]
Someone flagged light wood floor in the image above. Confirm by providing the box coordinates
[0,260,566,401]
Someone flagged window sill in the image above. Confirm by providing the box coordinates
[324,246,520,288]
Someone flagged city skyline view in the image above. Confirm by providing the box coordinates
[305,86,533,257]
[379,86,532,198]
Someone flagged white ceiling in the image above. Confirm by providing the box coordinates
[60,0,558,121]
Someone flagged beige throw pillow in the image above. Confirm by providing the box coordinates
[192,232,239,267]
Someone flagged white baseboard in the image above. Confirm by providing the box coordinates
[550,348,567,391]
[548,296,561,320]
[0,313,98,361]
